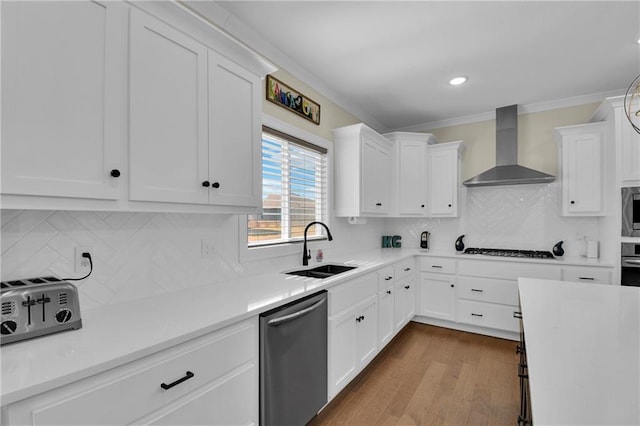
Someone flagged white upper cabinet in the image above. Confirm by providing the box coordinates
[555,122,606,216]
[1,1,273,212]
[620,107,640,183]
[129,9,209,205]
[333,124,393,217]
[129,11,261,209]
[426,141,465,217]
[385,132,438,217]
[1,1,126,200]
[208,51,261,208]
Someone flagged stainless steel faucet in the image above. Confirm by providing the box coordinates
[302,221,333,266]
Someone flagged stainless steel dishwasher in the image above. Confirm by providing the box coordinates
[260,290,327,426]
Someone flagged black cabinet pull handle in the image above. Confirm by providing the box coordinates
[202,181,210,187]
[404,267,411,271]
[578,277,595,280]
[211,182,220,188]
[513,311,523,319]
[404,285,410,289]
[386,290,391,294]
[471,313,483,317]
[161,371,194,390]
[431,265,442,269]
[376,202,382,206]
[110,169,121,178]
[385,276,392,281]
[471,288,484,292]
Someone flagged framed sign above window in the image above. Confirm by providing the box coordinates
[266,75,321,125]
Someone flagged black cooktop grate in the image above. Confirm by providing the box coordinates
[463,247,555,259]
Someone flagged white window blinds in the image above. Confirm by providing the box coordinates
[248,126,328,247]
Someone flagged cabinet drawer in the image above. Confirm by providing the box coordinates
[4,319,256,425]
[457,300,520,332]
[457,276,519,306]
[419,257,456,274]
[458,260,562,281]
[562,267,612,285]
[329,273,377,316]
[377,266,395,291]
[394,258,416,281]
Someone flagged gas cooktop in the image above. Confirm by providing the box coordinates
[463,247,556,259]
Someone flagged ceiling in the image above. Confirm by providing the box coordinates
[204,1,639,132]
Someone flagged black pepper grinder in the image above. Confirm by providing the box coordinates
[455,235,465,252]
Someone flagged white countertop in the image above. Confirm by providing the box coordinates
[0,248,616,406]
[0,248,417,405]
[518,278,640,425]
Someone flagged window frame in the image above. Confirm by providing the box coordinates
[238,115,333,263]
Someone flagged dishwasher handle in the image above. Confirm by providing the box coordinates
[267,298,326,326]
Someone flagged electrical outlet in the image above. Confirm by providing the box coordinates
[75,246,93,272]
[201,239,216,258]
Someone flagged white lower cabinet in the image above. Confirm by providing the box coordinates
[2,318,258,426]
[419,273,456,321]
[394,276,416,330]
[377,266,396,347]
[329,292,378,398]
[328,271,379,397]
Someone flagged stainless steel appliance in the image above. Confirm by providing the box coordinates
[260,290,327,426]
[1,276,82,344]
[622,187,640,237]
[463,247,556,259]
[621,243,640,287]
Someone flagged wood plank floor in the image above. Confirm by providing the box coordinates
[309,322,520,426]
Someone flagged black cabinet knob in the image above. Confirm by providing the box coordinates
[448,204,452,207]
[570,200,575,204]
[202,181,210,187]
[386,290,391,295]
[450,284,454,288]
[421,204,425,208]
[211,182,220,189]
[110,169,121,178]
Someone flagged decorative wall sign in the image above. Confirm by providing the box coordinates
[266,75,320,125]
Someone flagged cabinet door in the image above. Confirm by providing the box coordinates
[428,148,456,216]
[329,309,358,397]
[419,274,455,321]
[129,9,209,204]
[402,278,416,322]
[356,297,378,367]
[621,107,640,182]
[564,133,602,214]
[143,365,257,426]
[362,137,382,213]
[208,50,261,208]
[1,1,125,199]
[378,287,395,347]
[398,142,427,215]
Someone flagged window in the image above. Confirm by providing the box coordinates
[247,125,329,248]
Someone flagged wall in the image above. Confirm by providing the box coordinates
[0,71,378,311]
[430,103,600,181]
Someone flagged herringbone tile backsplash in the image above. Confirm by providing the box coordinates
[2,182,598,309]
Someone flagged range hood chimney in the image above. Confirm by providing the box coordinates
[463,105,555,187]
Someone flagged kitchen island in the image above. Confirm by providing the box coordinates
[518,278,640,425]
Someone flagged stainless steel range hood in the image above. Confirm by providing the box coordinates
[463,105,555,187]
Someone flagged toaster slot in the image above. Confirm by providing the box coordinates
[7,280,26,286]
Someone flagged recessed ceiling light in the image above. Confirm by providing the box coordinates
[637,37,640,44]
[449,76,467,86]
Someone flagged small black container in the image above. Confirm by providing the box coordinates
[455,235,465,252]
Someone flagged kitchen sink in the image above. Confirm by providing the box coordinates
[285,264,357,279]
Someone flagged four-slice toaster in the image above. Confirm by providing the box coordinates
[1,276,82,345]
